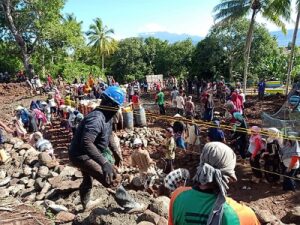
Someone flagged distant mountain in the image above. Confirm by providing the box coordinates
[138,31,203,45]
[138,30,299,47]
[270,29,300,47]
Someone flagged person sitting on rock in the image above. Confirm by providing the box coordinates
[168,142,260,225]
[29,132,55,158]
[131,138,156,186]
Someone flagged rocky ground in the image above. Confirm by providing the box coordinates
[0,83,300,225]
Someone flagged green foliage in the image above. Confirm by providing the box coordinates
[0,40,22,73]
[86,18,117,71]
[110,37,148,82]
[190,19,286,82]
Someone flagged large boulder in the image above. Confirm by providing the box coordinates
[149,196,170,218]
[48,176,81,192]
[37,166,49,178]
[254,209,278,224]
[282,205,300,224]
[38,152,58,168]
[138,222,155,225]
[56,211,75,223]
[0,188,9,198]
[59,166,78,177]
[138,210,160,224]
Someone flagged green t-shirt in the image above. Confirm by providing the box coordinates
[157,91,165,105]
[170,187,260,225]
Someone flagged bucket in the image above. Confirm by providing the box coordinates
[134,107,147,127]
[123,110,134,129]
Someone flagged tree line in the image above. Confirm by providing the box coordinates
[1,0,300,90]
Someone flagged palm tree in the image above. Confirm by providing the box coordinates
[214,0,291,94]
[86,18,117,72]
[286,2,300,95]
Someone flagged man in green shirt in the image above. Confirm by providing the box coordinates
[156,89,165,115]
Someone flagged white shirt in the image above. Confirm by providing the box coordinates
[176,96,185,109]
[35,79,42,88]
[240,93,246,103]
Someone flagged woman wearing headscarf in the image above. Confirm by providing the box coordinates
[248,126,264,183]
[224,101,237,124]
[230,112,248,161]
[231,91,243,114]
[168,142,260,225]
[261,128,282,183]
[281,136,300,191]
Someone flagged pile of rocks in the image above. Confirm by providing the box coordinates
[0,136,171,225]
[0,137,82,223]
[120,127,165,147]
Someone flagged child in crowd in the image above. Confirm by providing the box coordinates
[248,126,264,183]
[163,127,176,174]
[281,136,300,191]
[131,138,156,187]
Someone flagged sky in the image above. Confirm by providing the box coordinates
[63,0,297,40]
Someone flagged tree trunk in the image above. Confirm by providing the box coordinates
[243,9,257,95]
[102,54,105,73]
[286,8,300,95]
[228,56,233,81]
[2,0,31,76]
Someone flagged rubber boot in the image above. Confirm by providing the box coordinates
[80,188,91,210]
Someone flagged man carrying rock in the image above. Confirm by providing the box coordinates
[68,86,125,210]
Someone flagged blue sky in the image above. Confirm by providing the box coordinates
[63,0,296,39]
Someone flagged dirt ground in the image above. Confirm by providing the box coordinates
[0,83,299,223]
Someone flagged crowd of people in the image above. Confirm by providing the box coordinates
[1,74,300,225]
